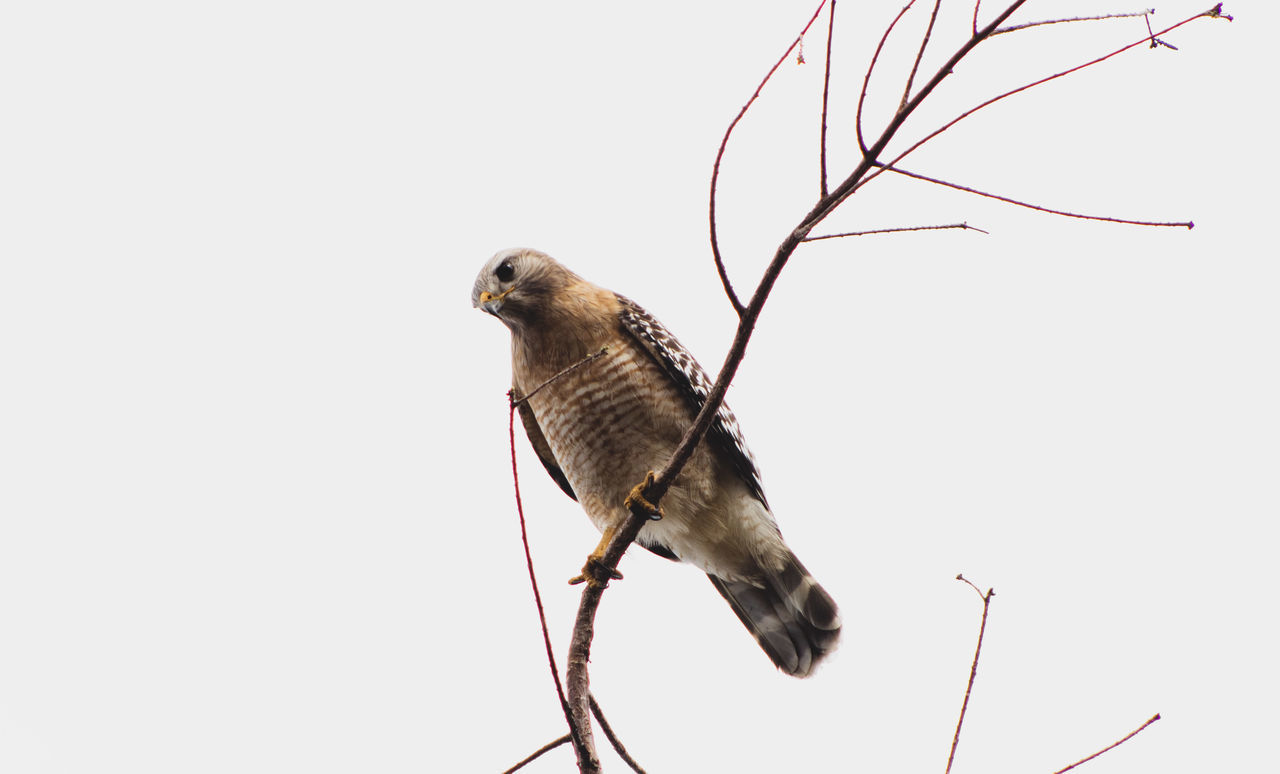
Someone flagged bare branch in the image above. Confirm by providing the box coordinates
[710,0,830,318]
[972,0,982,36]
[994,9,1155,36]
[803,222,987,241]
[858,1,918,156]
[880,164,1194,229]
[1052,714,1163,774]
[590,694,647,774]
[820,0,837,197]
[512,347,610,407]
[818,1,1033,230]
[946,575,996,774]
[564,518,649,773]
[503,734,573,774]
[901,0,946,111]
[556,5,1227,770]
[848,5,1228,204]
[1143,11,1180,49]
[506,397,592,765]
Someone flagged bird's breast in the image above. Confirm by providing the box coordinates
[525,337,693,520]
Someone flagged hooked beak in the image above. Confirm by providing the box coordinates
[477,285,515,316]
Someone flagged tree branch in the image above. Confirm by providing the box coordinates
[820,0,837,197]
[803,222,988,241]
[709,0,830,319]
[849,5,1230,201]
[1052,713,1163,774]
[503,734,573,774]
[512,347,610,407]
[590,693,647,774]
[857,1,917,156]
[994,9,1155,36]
[880,164,1194,229]
[946,575,995,774]
[901,0,946,111]
[554,5,1227,770]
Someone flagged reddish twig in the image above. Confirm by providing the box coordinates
[880,164,1194,229]
[803,222,987,241]
[503,734,573,774]
[849,6,1230,201]
[709,0,830,318]
[972,0,982,36]
[857,1,918,156]
[820,0,837,197]
[590,694,647,774]
[946,575,995,774]
[507,395,589,764]
[814,0,1032,230]
[901,0,946,111]
[1052,714,1163,774]
[994,9,1155,36]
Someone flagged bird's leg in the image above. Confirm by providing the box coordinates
[624,470,664,521]
[569,525,625,588]
[567,471,663,587]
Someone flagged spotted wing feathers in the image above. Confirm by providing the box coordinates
[614,295,768,508]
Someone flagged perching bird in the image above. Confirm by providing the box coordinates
[472,248,840,677]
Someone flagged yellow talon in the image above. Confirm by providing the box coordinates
[624,470,663,521]
[568,557,624,588]
[568,525,625,588]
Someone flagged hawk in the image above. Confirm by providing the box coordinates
[472,248,840,677]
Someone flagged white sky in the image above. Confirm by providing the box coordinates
[1,1,1275,772]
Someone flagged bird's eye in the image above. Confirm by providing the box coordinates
[495,260,516,283]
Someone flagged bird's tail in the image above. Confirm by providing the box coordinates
[709,551,841,678]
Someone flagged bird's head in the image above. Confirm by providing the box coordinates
[471,247,578,331]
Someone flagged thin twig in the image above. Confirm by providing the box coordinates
[590,694,647,774]
[709,0,830,318]
[814,0,1032,231]
[512,347,609,407]
[880,164,1194,229]
[820,0,837,197]
[994,9,1154,36]
[901,0,946,111]
[972,0,982,36]
[803,222,987,241]
[507,396,590,764]
[1052,714,1163,774]
[847,6,1226,205]
[946,575,995,774]
[503,734,573,774]
[858,1,918,156]
[1143,11,1180,49]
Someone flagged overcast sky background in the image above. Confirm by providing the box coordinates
[1,1,1275,772]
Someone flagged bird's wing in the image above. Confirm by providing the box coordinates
[614,293,770,510]
[513,389,578,501]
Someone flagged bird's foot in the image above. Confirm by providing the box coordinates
[624,470,664,521]
[568,555,624,588]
